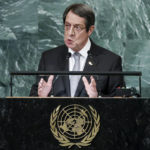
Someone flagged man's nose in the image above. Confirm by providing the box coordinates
[68,26,75,36]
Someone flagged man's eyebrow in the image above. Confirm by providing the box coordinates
[65,22,84,26]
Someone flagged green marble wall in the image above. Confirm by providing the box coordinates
[0,0,150,97]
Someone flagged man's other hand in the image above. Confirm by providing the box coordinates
[82,76,98,98]
[38,75,54,97]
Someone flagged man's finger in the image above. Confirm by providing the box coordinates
[90,76,96,87]
[82,76,90,89]
[47,75,54,84]
[38,78,44,88]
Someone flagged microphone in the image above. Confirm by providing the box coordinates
[50,75,59,97]
[66,52,71,60]
[50,52,70,95]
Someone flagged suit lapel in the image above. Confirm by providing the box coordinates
[54,46,71,96]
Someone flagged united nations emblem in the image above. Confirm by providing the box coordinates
[50,104,100,148]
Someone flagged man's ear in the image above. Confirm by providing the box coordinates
[88,25,95,36]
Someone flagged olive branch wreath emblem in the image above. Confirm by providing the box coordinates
[50,105,100,148]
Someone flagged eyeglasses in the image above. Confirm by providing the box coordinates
[64,23,86,33]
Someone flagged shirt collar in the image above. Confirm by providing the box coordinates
[68,38,91,57]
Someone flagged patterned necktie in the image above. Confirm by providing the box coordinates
[70,52,81,97]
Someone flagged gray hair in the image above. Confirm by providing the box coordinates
[63,3,95,32]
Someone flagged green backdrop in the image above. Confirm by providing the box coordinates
[0,0,150,97]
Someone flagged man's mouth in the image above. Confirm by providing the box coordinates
[67,39,73,44]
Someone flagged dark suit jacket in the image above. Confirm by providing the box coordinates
[30,41,124,97]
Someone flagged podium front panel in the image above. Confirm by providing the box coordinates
[0,97,149,150]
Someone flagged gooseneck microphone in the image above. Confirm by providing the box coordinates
[66,52,71,60]
[50,75,59,97]
[51,52,71,96]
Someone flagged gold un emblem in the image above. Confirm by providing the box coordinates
[50,104,100,148]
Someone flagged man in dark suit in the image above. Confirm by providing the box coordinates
[30,3,124,97]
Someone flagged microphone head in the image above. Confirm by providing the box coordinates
[66,52,71,59]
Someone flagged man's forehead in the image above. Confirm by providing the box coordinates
[65,11,86,24]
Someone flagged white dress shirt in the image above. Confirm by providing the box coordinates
[68,38,91,71]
